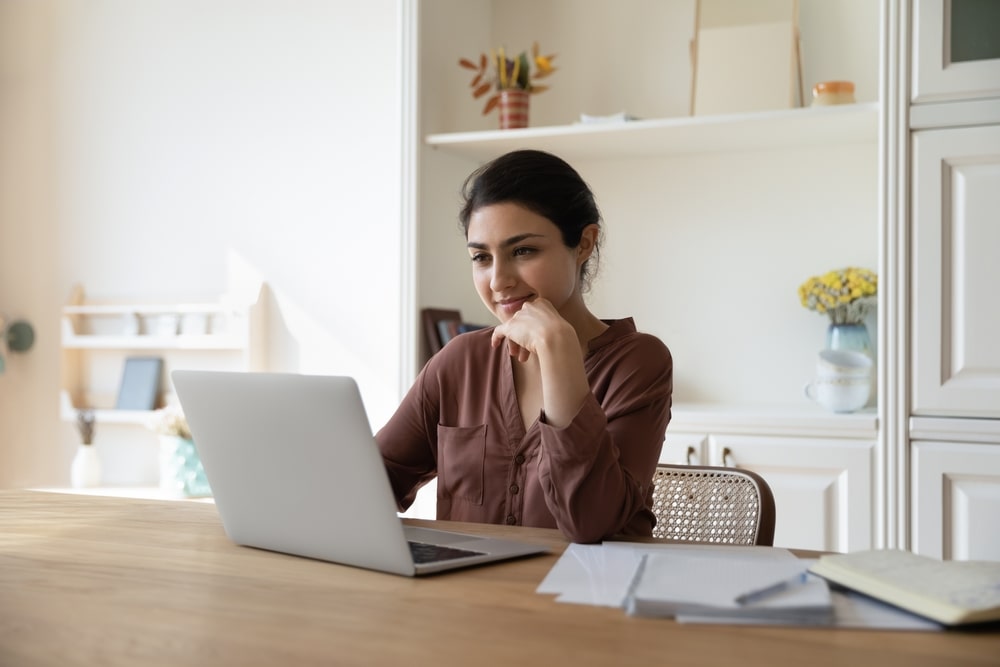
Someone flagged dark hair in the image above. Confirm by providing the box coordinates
[459,149,603,291]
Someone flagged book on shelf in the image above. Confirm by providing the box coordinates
[421,307,487,357]
[421,308,459,357]
[436,319,461,348]
[808,549,1000,627]
[114,356,164,410]
[437,319,486,346]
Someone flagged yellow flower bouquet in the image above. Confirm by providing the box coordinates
[798,267,878,325]
[459,42,557,115]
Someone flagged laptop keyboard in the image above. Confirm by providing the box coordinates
[408,541,487,564]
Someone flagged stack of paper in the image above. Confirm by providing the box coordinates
[537,543,942,630]
[625,550,833,623]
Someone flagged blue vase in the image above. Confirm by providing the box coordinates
[159,435,212,498]
[826,322,872,357]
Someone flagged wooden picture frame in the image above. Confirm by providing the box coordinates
[691,0,804,116]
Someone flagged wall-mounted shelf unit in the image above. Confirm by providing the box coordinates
[60,283,267,425]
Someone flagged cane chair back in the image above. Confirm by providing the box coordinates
[650,464,776,546]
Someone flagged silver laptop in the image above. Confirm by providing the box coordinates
[171,370,547,576]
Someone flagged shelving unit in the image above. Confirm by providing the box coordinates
[60,283,267,425]
[412,0,883,550]
[417,2,882,403]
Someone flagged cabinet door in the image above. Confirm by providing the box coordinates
[660,431,708,466]
[912,125,1000,418]
[911,440,1000,560]
[913,0,1000,103]
[709,435,875,553]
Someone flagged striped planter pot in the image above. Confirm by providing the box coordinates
[498,89,530,129]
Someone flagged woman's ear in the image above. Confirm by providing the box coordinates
[577,224,600,263]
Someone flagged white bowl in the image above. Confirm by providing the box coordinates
[816,349,872,379]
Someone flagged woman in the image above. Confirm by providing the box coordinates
[376,149,672,543]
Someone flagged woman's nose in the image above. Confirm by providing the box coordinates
[490,258,516,292]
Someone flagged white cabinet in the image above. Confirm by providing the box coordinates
[911,125,1000,418]
[910,437,1000,561]
[660,432,710,467]
[662,407,877,553]
[911,0,1000,104]
[903,0,1000,560]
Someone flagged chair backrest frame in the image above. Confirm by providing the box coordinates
[650,463,776,546]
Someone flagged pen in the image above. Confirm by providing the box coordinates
[735,572,809,605]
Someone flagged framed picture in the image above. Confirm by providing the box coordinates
[691,0,803,115]
[115,356,164,410]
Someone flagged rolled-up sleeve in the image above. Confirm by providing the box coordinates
[536,334,673,543]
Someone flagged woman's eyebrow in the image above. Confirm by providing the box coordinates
[467,233,545,250]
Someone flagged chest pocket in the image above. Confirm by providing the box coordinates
[437,423,486,505]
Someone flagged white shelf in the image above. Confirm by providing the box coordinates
[61,334,246,351]
[59,391,156,424]
[63,303,231,316]
[426,103,879,162]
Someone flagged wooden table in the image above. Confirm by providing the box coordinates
[1,490,996,666]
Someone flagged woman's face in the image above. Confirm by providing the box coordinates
[466,202,589,322]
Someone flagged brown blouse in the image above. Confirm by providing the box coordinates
[375,318,673,543]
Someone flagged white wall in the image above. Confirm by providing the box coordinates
[0,1,60,487]
[0,0,403,487]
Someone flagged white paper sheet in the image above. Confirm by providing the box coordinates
[536,544,945,631]
[537,542,798,608]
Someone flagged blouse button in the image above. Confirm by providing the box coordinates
[505,514,517,525]
[514,454,525,464]
[509,484,519,494]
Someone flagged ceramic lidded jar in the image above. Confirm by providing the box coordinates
[811,81,856,106]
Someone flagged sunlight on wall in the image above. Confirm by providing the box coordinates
[225,249,401,432]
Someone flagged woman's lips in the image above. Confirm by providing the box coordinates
[497,296,531,316]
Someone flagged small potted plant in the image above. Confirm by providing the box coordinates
[459,42,557,128]
[70,408,101,487]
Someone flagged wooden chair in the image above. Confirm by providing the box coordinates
[650,463,776,546]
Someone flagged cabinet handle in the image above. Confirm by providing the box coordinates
[685,446,700,466]
[722,447,736,467]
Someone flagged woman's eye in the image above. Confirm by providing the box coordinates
[470,252,489,264]
[513,246,535,257]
